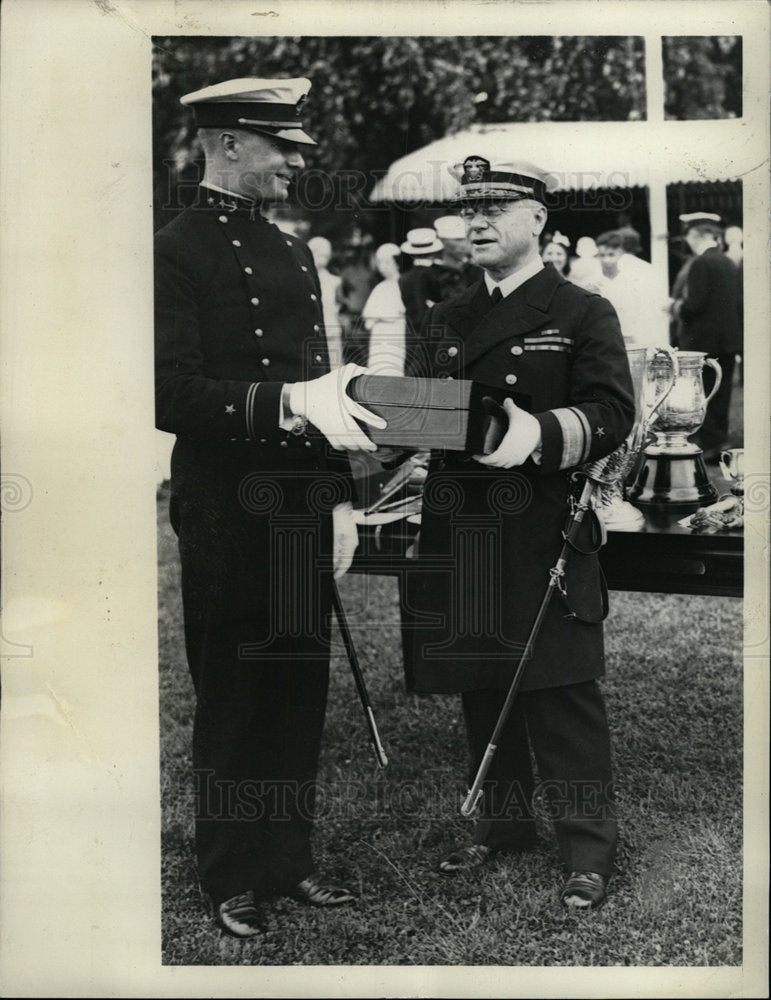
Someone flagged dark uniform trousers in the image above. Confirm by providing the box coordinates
[463,682,617,876]
[171,482,334,906]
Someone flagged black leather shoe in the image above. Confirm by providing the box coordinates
[560,871,608,910]
[215,890,266,938]
[438,832,539,876]
[437,843,496,875]
[288,875,357,907]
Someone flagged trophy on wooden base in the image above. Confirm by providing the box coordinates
[628,350,722,514]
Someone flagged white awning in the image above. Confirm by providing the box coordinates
[369,119,750,203]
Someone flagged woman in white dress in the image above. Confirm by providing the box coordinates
[362,243,407,376]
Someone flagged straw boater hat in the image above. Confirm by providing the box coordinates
[400,228,444,255]
[180,77,317,145]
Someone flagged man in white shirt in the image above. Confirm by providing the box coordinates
[594,230,669,348]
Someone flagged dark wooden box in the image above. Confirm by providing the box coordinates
[347,375,529,453]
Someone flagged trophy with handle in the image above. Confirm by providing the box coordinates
[629,351,722,513]
[592,346,678,530]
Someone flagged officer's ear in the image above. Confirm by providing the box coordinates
[219,131,239,160]
[532,205,548,238]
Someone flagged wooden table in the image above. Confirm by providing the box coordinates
[351,510,743,599]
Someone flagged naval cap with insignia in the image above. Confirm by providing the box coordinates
[679,211,722,233]
[449,156,557,205]
[180,77,317,146]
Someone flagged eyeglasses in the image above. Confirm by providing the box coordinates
[458,202,523,222]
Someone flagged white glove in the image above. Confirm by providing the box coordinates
[474,398,542,469]
[288,363,386,452]
[332,501,359,579]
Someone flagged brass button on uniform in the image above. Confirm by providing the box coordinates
[244,266,253,275]
[301,265,308,272]
[505,373,518,385]
[280,440,289,448]
[314,354,323,363]
[218,215,228,223]
[310,293,317,302]
[232,239,241,247]
[285,240,292,246]
[261,358,270,366]
[313,324,320,332]
[254,329,263,337]
[251,297,260,306]
[510,345,523,356]
[447,346,458,358]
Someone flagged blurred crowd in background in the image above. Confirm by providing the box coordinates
[279,214,744,384]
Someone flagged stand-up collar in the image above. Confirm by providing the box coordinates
[197,182,264,219]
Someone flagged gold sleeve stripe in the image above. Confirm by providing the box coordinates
[245,382,260,439]
[552,406,592,468]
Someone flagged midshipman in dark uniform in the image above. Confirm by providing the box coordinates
[155,77,384,937]
[406,156,635,909]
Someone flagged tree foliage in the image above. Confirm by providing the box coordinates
[152,34,741,237]
[663,36,742,120]
[152,35,646,234]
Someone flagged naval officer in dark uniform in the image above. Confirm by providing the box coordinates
[671,212,741,461]
[405,156,635,909]
[155,77,384,937]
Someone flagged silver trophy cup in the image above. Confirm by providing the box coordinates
[629,350,723,512]
[592,346,678,530]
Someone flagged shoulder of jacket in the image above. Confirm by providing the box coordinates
[549,274,607,313]
[155,207,219,251]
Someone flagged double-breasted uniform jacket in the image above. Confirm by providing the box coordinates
[400,260,483,328]
[400,262,482,375]
[676,246,742,356]
[155,188,339,494]
[406,265,635,695]
[155,187,347,902]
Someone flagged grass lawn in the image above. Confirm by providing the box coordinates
[157,479,744,967]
